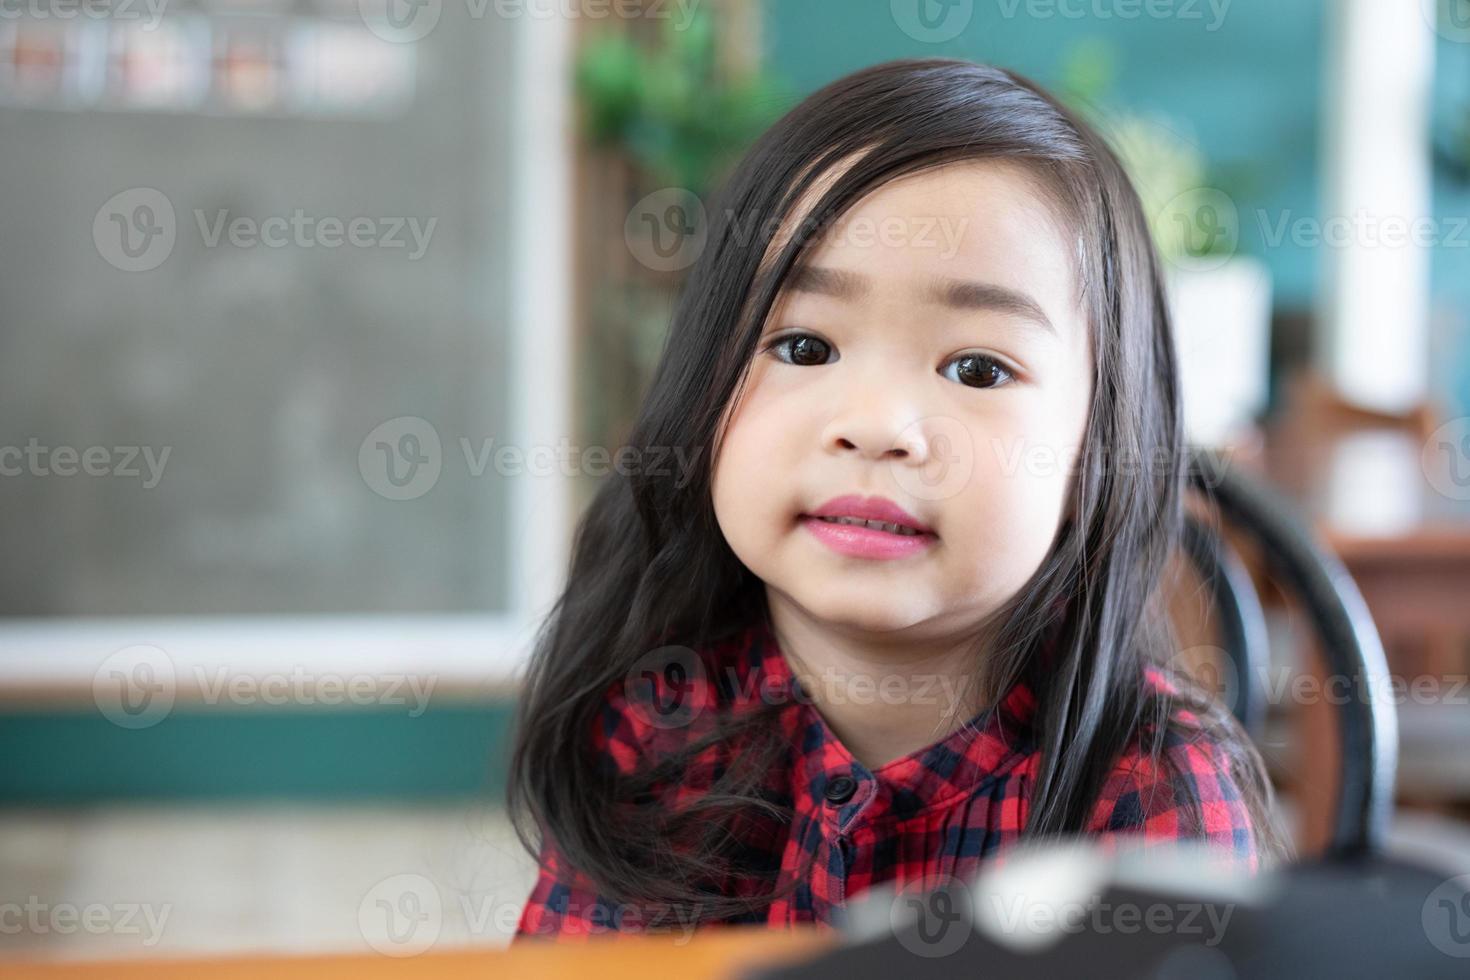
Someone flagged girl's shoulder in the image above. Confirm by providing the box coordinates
[1083,665,1262,872]
[1140,664,1213,730]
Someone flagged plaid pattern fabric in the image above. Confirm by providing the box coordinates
[516,615,1261,940]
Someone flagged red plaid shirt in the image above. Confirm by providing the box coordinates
[516,616,1260,939]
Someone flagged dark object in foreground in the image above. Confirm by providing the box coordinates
[746,842,1470,980]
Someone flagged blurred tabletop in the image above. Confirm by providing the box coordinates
[5,928,835,979]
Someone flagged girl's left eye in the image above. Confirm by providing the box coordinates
[942,353,1014,389]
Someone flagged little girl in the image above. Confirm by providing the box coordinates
[510,57,1289,939]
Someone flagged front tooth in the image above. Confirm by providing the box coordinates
[822,516,917,535]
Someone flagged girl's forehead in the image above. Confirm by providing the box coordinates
[760,157,1081,281]
[778,156,1064,234]
[759,160,1087,334]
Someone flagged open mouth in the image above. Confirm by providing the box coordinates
[806,515,930,537]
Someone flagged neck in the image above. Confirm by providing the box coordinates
[765,592,992,770]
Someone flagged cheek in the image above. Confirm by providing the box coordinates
[947,387,1090,588]
[954,443,1072,580]
[711,390,784,554]
[710,443,749,547]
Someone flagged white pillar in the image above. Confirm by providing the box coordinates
[509,10,575,631]
[1317,0,1436,413]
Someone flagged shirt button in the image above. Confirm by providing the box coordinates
[824,775,857,805]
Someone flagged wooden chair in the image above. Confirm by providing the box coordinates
[1170,448,1399,857]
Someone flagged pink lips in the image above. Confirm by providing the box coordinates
[799,494,937,560]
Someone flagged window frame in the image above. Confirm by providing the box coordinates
[0,12,575,697]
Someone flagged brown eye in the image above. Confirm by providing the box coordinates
[944,353,1013,389]
[769,333,833,367]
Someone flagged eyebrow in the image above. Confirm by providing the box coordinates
[784,265,1057,336]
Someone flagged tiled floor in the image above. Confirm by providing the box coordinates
[4,802,1470,962]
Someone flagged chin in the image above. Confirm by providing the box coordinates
[793,589,929,635]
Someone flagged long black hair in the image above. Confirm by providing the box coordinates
[508,57,1292,927]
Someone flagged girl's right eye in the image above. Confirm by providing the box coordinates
[765,332,835,367]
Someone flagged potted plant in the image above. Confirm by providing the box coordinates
[570,9,791,484]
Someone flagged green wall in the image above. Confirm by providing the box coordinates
[762,0,1326,307]
[0,702,514,803]
[761,0,1470,414]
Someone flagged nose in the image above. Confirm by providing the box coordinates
[822,411,931,465]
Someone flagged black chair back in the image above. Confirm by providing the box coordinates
[1181,448,1398,858]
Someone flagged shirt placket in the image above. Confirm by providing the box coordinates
[815,764,878,907]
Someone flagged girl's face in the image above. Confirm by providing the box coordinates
[711,159,1095,642]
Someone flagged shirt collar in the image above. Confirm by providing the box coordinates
[740,613,1040,826]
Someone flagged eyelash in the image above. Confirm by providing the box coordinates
[762,331,1017,390]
